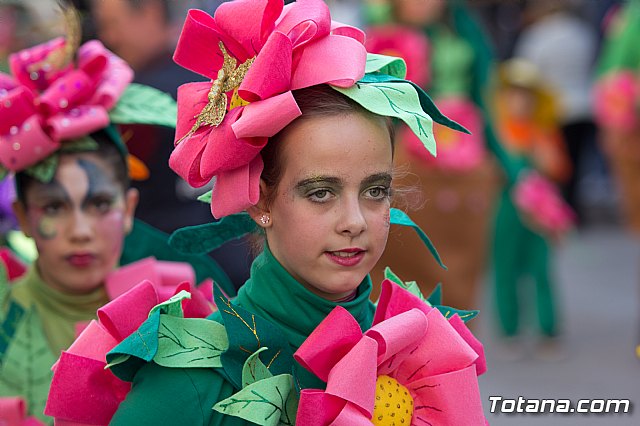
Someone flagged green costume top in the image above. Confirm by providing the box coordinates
[110,245,375,425]
[0,265,108,423]
[596,0,640,76]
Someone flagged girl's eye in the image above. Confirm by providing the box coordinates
[308,189,333,203]
[365,186,390,200]
[91,198,114,213]
[42,202,64,216]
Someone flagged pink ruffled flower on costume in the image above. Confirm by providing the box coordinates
[365,25,431,88]
[0,38,133,172]
[513,171,576,236]
[294,280,487,426]
[168,0,367,218]
[0,397,45,426]
[593,71,640,132]
[402,96,486,171]
[45,259,215,425]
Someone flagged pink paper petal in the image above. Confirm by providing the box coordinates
[215,0,282,56]
[197,278,214,302]
[325,335,378,417]
[0,72,17,90]
[155,260,195,288]
[240,31,292,101]
[448,314,486,376]
[0,115,60,172]
[210,156,263,218]
[364,308,428,366]
[330,21,365,45]
[179,282,214,318]
[408,365,485,425]
[277,0,331,49]
[329,402,372,426]
[47,106,109,141]
[294,306,363,382]
[393,309,478,384]
[45,352,130,424]
[0,86,36,134]
[38,70,93,117]
[105,257,160,300]
[291,35,366,89]
[65,320,119,362]
[0,397,26,425]
[0,247,27,280]
[200,108,266,177]
[373,279,432,326]
[297,390,346,426]
[9,37,70,91]
[98,280,159,341]
[231,92,301,139]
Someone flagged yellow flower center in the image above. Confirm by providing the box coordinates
[229,87,250,111]
[371,375,414,425]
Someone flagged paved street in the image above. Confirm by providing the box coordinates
[476,222,639,425]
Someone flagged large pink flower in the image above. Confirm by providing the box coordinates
[0,38,132,172]
[294,280,487,425]
[168,0,367,218]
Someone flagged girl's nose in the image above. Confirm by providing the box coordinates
[68,210,93,243]
[336,196,367,237]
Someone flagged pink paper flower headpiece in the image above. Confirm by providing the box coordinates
[169,0,367,218]
[0,9,177,182]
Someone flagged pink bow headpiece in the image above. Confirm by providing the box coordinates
[169,0,367,218]
[0,37,133,174]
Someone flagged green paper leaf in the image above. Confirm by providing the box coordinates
[149,289,190,318]
[389,208,446,269]
[213,374,294,426]
[359,73,469,134]
[24,154,58,182]
[333,80,436,156]
[365,53,407,78]
[0,167,7,181]
[59,136,99,152]
[242,347,273,388]
[383,267,403,287]
[197,190,212,204]
[154,315,228,369]
[106,309,161,381]
[109,83,177,128]
[169,213,258,254]
[427,283,443,306]
[214,286,293,390]
[279,383,299,426]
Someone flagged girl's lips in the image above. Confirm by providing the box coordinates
[325,249,366,267]
[66,253,96,268]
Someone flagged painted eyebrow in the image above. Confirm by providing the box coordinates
[360,172,392,188]
[295,176,342,189]
[28,182,70,204]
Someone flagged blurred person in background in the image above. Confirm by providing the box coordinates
[514,0,599,225]
[90,0,252,287]
[0,0,33,73]
[593,0,640,358]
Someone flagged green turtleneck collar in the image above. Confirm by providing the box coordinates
[231,245,376,350]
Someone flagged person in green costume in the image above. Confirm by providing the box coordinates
[45,1,489,424]
[0,8,232,423]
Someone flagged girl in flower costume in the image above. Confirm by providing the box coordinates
[593,0,640,358]
[46,0,488,424]
[0,9,233,423]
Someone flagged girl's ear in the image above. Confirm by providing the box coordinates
[123,188,139,235]
[12,201,33,238]
[247,180,273,229]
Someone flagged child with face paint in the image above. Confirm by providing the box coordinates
[46,1,489,424]
[0,10,233,423]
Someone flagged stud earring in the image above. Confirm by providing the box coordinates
[259,214,270,225]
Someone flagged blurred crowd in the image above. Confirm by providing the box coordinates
[1,0,637,356]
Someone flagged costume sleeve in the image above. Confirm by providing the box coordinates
[110,362,246,426]
[597,1,640,75]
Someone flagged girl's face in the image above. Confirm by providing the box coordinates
[15,152,138,294]
[257,112,393,301]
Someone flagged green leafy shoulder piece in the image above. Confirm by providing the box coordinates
[384,268,479,323]
[106,290,228,381]
[214,286,294,391]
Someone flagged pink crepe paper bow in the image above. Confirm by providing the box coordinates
[593,71,640,132]
[403,96,486,171]
[294,280,487,425]
[0,38,133,173]
[0,397,45,426]
[169,0,367,218]
[365,24,431,87]
[513,171,576,235]
[45,259,214,425]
